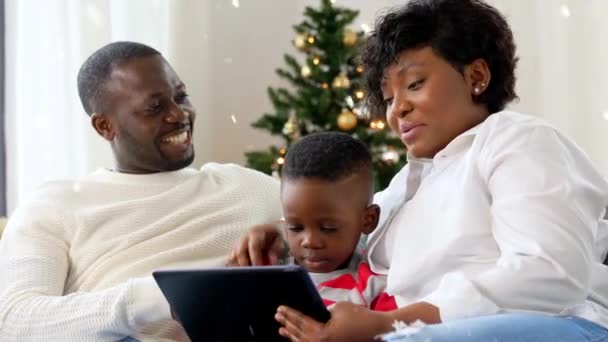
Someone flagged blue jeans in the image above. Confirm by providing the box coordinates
[384,314,608,342]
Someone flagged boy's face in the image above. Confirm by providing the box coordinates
[281,176,379,273]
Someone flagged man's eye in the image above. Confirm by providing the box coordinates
[146,103,162,114]
[175,93,189,104]
[383,97,394,106]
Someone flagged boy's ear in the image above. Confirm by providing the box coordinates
[91,112,115,141]
[362,204,380,235]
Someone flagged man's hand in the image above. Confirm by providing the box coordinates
[274,302,393,342]
[231,223,286,266]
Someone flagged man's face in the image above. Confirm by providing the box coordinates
[96,55,196,173]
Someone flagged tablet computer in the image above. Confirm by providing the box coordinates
[153,265,330,342]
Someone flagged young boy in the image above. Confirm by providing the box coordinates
[279,132,396,311]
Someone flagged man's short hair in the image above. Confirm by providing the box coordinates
[77,41,161,115]
[282,132,373,183]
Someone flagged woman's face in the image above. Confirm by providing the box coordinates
[381,47,489,158]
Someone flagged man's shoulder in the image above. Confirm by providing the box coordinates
[200,163,279,185]
[22,179,82,204]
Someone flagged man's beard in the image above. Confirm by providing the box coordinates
[117,128,195,172]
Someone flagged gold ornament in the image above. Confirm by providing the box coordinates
[370,119,386,131]
[337,109,358,131]
[343,29,358,46]
[332,72,351,89]
[294,34,307,50]
[282,114,299,136]
[279,147,287,155]
[321,83,329,89]
[301,65,311,77]
[356,65,364,73]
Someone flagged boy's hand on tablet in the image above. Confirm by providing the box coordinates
[232,223,287,266]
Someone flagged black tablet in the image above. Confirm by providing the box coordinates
[153,265,331,342]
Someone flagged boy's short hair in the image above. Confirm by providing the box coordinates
[282,132,373,184]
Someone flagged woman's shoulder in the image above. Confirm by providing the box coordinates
[474,111,606,184]
[480,110,554,137]
[475,110,569,154]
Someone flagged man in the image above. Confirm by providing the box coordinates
[0,41,281,341]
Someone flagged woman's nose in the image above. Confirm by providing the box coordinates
[388,96,413,120]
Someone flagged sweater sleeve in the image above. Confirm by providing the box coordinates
[0,198,171,341]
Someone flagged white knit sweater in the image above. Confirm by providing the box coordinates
[0,163,282,341]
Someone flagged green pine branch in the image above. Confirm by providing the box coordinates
[245,0,407,190]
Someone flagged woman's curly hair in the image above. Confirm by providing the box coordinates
[361,0,518,117]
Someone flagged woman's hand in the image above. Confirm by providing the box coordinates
[231,223,286,266]
[275,302,393,342]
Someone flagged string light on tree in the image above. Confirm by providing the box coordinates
[337,108,358,131]
[307,35,316,44]
[294,33,307,50]
[360,23,372,34]
[381,149,400,164]
[355,89,364,100]
[345,96,355,108]
[312,56,321,65]
[332,72,351,89]
[277,157,285,165]
[282,113,299,136]
[301,65,312,77]
[356,65,364,73]
[370,119,386,131]
[353,105,368,119]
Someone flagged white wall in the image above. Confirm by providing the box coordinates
[5,0,608,212]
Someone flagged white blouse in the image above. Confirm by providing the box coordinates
[369,111,608,327]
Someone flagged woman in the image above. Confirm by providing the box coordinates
[234,0,608,340]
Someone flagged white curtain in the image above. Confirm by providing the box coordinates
[5,0,608,214]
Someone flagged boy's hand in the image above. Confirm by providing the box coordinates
[275,302,392,342]
[226,250,239,266]
[232,223,286,266]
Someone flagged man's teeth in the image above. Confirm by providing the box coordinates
[163,131,188,144]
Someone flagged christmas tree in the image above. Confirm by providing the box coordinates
[245,0,406,190]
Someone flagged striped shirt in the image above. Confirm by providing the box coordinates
[306,253,397,311]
